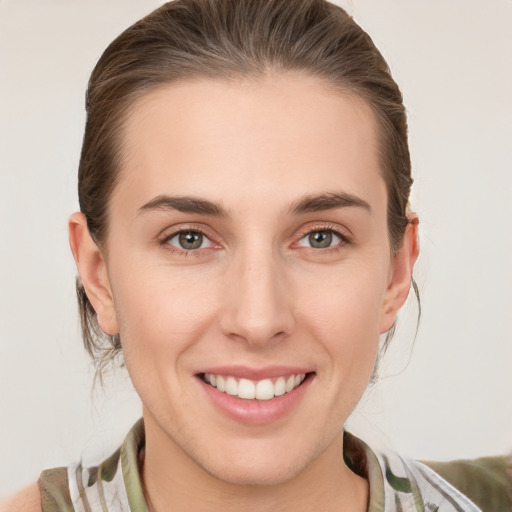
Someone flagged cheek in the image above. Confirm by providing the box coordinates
[297,262,387,370]
[110,266,222,421]
[302,262,386,330]
[110,262,218,367]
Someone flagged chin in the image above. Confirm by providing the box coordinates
[206,458,305,487]
[195,439,318,487]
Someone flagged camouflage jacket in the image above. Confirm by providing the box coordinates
[39,419,512,511]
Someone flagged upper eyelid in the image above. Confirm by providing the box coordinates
[294,222,351,240]
[156,222,351,247]
[158,224,215,241]
[158,227,218,255]
[167,230,212,243]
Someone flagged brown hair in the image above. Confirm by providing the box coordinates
[77,0,417,374]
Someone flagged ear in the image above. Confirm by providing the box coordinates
[379,213,420,334]
[68,212,119,335]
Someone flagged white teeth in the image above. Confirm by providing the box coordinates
[225,376,238,396]
[274,377,286,396]
[255,379,274,400]
[238,378,256,399]
[216,375,226,392]
[203,373,307,400]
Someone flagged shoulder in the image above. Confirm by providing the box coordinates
[1,482,42,512]
[345,430,512,511]
[423,454,512,512]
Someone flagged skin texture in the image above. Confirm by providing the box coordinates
[68,73,419,512]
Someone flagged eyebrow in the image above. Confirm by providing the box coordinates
[289,192,371,215]
[138,195,228,217]
[138,191,370,218]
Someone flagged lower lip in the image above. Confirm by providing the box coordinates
[199,374,313,425]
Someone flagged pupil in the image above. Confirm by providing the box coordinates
[309,231,332,248]
[179,231,202,249]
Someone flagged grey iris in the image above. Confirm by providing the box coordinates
[309,231,332,248]
[179,231,203,250]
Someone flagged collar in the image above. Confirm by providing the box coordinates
[73,419,481,512]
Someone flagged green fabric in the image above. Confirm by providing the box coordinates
[344,431,386,511]
[424,456,512,512]
[38,467,74,512]
[121,418,149,512]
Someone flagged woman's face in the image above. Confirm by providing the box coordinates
[78,74,415,485]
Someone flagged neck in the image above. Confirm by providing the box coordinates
[141,413,368,512]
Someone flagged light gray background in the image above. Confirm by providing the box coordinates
[1,0,511,497]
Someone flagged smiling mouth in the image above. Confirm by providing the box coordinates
[200,373,312,401]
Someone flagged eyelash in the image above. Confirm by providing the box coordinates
[294,223,351,252]
[158,226,216,257]
[158,223,351,256]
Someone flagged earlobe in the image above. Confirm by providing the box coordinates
[379,213,420,334]
[68,212,119,335]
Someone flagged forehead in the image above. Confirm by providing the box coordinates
[116,73,385,214]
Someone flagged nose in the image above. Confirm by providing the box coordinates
[219,245,294,348]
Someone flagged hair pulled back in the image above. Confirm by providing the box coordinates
[77,0,415,374]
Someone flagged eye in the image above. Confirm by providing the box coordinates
[297,229,343,249]
[166,230,214,251]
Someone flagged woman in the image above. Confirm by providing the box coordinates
[3,0,511,511]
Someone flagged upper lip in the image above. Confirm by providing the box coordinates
[198,365,314,380]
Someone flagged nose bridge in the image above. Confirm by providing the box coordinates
[221,240,292,346]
